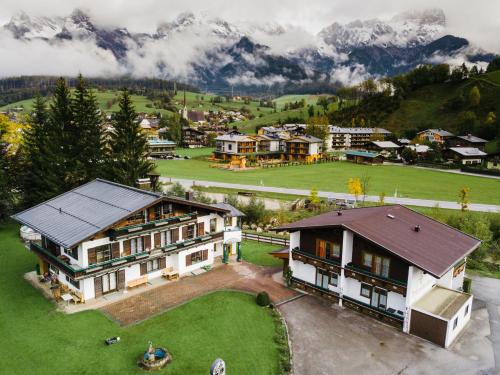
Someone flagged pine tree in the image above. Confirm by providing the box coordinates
[49,78,73,189]
[71,75,104,183]
[22,96,61,206]
[107,89,153,186]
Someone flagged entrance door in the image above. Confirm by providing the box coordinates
[102,272,117,294]
[370,288,388,310]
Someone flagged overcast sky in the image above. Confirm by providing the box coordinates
[0,0,499,51]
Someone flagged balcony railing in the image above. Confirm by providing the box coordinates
[342,295,404,328]
[344,263,407,296]
[291,248,341,273]
[109,212,198,238]
[31,230,224,279]
[291,277,339,303]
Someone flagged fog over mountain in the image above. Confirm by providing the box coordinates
[0,6,497,91]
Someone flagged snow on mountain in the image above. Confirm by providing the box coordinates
[0,8,495,89]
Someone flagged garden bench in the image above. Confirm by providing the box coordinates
[161,267,179,281]
[127,275,148,289]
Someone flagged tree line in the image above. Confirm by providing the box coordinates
[0,75,154,220]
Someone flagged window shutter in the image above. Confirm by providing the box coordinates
[88,248,97,265]
[158,257,166,270]
[117,270,125,290]
[140,262,147,275]
[197,222,205,236]
[154,232,161,248]
[172,228,179,242]
[186,254,192,267]
[202,249,208,261]
[94,276,103,298]
[143,235,151,251]
[123,240,131,256]
[111,242,120,259]
[182,226,188,240]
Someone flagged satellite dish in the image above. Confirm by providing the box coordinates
[210,358,225,375]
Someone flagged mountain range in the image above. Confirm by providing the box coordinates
[1,8,496,92]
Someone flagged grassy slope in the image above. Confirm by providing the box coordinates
[382,70,500,135]
[156,150,500,205]
[0,221,281,375]
[241,240,283,267]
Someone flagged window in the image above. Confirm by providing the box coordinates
[210,218,217,232]
[190,251,203,264]
[146,259,160,273]
[224,216,232,227]
[316,269,329,289]
[187,225,195,239]
[360,283,371,298]
[67,246,79,260]
[130,237,143,254]
[228,144,232,151]
[128,211,144,224]
[324,241,340,259]
[464,304,469,317]
[453,317,458,330]
[160,230,171,247]
[66,275,80,289]
[362,252,372,267]
[95,244,111,263]
[330,273,339,287]
[49,264,59,275]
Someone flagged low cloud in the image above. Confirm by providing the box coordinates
[329,64,371,86]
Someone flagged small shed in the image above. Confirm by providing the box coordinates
[345,150,384,164]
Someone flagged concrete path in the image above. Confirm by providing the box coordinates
[280,295,494,375]
[162,177,500,213]
[101,261,297,326]
[471,275,500,374]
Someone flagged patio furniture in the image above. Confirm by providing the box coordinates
[127,275,148,289]
[161,267,179,281]
[71,291,85,304]
[61,293,73,307]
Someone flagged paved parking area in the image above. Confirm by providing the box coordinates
[101,261,297,326]
[279,295,495,375]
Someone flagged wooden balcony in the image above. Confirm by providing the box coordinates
[342,296,404,329]
[291,277,339,303]
[344,263,407,296]
[291,248,341,273]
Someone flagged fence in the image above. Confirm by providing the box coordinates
[242,232,289,246]
[260,156,339,169]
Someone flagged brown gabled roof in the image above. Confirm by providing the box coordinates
[275,205,480,278]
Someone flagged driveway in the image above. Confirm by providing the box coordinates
[101,261,297,326]
[279,295,494,375]
[163,177,500,213]
[471,275,500,374]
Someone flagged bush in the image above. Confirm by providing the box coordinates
[256,291,270,306]
[463,277,472,293]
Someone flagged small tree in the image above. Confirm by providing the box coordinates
[360,174,371,206]
[458,187,471,212]
[469,86,481,107]
[166,182,186,197]
[348,178,362,202]
[378,192,386,205]
[309,186,320,205]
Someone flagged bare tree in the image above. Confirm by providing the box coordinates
[360,174,371,206]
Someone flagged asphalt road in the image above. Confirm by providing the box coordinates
[161,177,500,213]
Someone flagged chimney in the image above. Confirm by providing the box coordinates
[185,191,194,201]
[136,178,151,191]
[414,225,421,232]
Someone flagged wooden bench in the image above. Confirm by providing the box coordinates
[70,291,85,304]
[127,275,148,289]
[161,267,179,281]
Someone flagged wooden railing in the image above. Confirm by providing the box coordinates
[291,249,341,274]
[344,263,407,296]
[342,296,404,328]
[291,277,339,303]
[242,232,289,246]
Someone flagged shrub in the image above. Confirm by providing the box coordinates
[256,291,270,306]
[463,277,472,293]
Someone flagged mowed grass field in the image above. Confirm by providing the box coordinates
[0,90,175,116]
[241,240,283,267]
[0,221,283,375]
[156,149,500,205]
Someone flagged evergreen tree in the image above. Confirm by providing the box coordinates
[71,75,104,183]
[22,96,62,206]
[49,78,73,189]
[107,89,153,186]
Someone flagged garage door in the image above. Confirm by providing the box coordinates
[410,309,447,347]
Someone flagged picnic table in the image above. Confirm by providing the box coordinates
[61,293,73,306]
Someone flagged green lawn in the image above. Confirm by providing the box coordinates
[155,154,500,205]
[0,221,284,374]
[241,240,283,267]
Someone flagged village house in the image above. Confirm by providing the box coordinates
[11,179,242,302]
[284,135,323,162]
[326,126,392,151]
[182,126,207,148]
[446,134,488,151]
[147,139,176,159]
[213,134,258,160]
[416,129,454,145]
[345,150,384,164]
[444,147,487,165]
[275,205,479,348]
[365,140,401,157]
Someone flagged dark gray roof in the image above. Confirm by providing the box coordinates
[210,202,246,217]
[456,135,488,143]
[12,179,162,248]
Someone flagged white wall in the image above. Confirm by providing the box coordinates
[452,268,465,290]
[445,296,473,348]
[178,244,215,275]
[344,277,370,305]
[437,268,454,289]
[291,259,316,284]
[409,267,437,305]
[387,291,406,313]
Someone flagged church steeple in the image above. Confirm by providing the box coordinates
[181,89,188,120]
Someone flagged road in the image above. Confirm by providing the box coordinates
[161,177,500,213]
[471,275,500,374]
